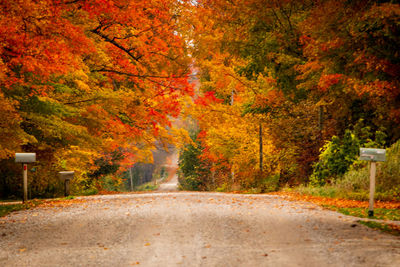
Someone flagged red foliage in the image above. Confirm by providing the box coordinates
[194,91,223,106]
[317,74,344,92]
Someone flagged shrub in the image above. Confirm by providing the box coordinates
[310,130,360,186]
[260,174,280,193]
[323,139,400,201]
[101,175,126,192]
[310,126,386,186]
[178,175,203,191]
[178,130,209,191]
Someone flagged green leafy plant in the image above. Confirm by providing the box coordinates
[310,126,386,186]
[178,131,208,191]
[310,130,360,186]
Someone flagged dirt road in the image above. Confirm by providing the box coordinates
[1,192,399,267]
[157,152,179,192]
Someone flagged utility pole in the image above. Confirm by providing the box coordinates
[259,122,263,172]
[231,89,235,184]
[129,167,134,191]
[318,106,324,132]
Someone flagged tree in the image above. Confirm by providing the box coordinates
[0,0,193,197]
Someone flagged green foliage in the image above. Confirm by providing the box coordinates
[80,187,99,196]
[178,174,203,191]
[0,204,25,217]
[358,221,400,236]
[325,206,400,221]
[70,172,98,196]
[310,130,360,186]
[296,138,400,201]
[178,132,202,179]
[135,182,158,192]
[336,139,400,200]
[178,131,207,191]
[101,175,126,192]
[216,183,229,192]
[294,185,339,199]
[0,199,42,217]
[160,167,168,180]
[310,126,386,186]
[259,174,281,193]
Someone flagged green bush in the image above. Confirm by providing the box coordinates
[215,183,229,192]
[336,140,400,200]
[310,130,360,186]
[135,182,158,191]
[301,139,400,201]
[294,185,339,198]
[178,130,210,191]
[80,187,98,196]
[178,175,203,191]
[335,164,369,192]
[260,174,280,193]
[310,126,386,186]
[101,175,126,192]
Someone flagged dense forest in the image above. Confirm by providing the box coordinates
[0,0,399,200]
[178,0,400,200]
[0,0,192,198]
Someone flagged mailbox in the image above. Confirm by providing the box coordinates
[359,148,386,162]
[59,171,74,196]
[15,153,36,163]
[59,171,74,181]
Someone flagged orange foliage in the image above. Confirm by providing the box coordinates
[272,192,400,209]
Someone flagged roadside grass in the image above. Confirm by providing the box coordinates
[290,185,400,202]
[322,205,400,221]
[358,221,400,236]
[275,190,400,236]
[135,182,158,191]
[0,204,24,217]
[0,199,42,217]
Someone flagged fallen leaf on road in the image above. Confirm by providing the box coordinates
[204,244,211,248]
[144,243,151,246]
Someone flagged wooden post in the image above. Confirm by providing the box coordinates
[64,179,70,196]
[368,162,376,217]
[23,164,28,203]
[211,162,215,189]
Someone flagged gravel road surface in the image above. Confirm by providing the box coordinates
[1,191,399,267]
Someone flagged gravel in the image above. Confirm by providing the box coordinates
[0,192,399,267]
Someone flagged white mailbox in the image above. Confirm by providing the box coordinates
[59,171,74,181]
[15,153,36,163]
[15,153,36,202]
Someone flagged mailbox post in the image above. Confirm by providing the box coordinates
[59,171,74,196]
[15,153,36,203]
[359,148,386,217]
